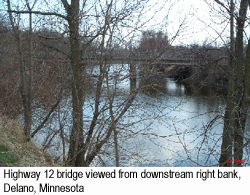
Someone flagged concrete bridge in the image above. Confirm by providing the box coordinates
[130,57,197,67]
[83,57,198,67]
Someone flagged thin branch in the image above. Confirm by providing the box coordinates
[31,97,61,138]
[8,10,67,19]
[40,42,70,57]
[213,0,231,14]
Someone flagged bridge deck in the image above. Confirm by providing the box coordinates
[83,57,198,67]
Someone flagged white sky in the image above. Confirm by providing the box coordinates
[1,0,246,46]
[144,0,232,46]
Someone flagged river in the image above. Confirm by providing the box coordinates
[33,64,250,166]
[111,76,226,166]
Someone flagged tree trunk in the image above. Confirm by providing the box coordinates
[63,0,85,167]
[7,0,33,142]
[219,0,235,167]
[232,0,248,167]
[219,0,248,167]
[130,63,137,95]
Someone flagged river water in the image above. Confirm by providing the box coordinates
[94,64,226,166]
[111,76,226,166]
[33,64,250,166]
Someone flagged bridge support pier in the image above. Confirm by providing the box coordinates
[129,63,137,94]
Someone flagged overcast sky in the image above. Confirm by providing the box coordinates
[145,0,232,46]
[1,0,244,46]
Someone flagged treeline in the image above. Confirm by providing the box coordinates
[0,18,69,117]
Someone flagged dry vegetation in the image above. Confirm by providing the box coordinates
[0,116,55,167]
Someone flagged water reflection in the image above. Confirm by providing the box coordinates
[139,74,167,96]
[128,75,227,166]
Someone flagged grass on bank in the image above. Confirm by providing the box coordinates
[0,116,54,167]
[0,145,19,165]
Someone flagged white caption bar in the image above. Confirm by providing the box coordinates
[0,167,249,195]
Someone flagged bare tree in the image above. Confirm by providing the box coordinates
[212,0,250,166]
[6,0,150,166]
[7,0,34,141]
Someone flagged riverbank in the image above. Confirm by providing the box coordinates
[0,116,55,167]
[164,62,229,92]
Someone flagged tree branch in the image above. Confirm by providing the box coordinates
[8,10,67,19]
[31,97,61,138]
[61,0,70,13]
[213,0,231,14]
